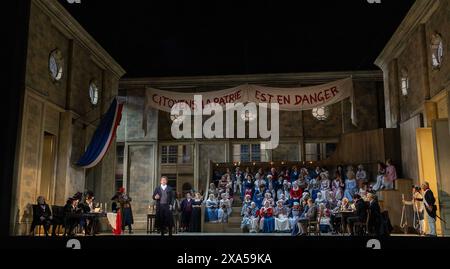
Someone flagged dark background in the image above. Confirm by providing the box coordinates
[59,0,415,78]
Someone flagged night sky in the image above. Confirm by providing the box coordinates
[59,0,415,78]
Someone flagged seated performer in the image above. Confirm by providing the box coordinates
[290,182,303,204]
[274,200,290,232]
[289,202,302,235]
[344,171,358,202]
[30,196,53,236]
[253,185,266,209]
[241,202,258,232]
[259,201,275,233]
[217,204,228,223]
[297,198,318,236]
[315,192,326,206]
[308,175,321,201]
[346,194,367,235]
[205,194,219,223]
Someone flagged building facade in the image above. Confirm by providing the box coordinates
[375,0,450,235]
[11,0,125,235]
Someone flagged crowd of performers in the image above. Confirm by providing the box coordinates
[206,162,399,236]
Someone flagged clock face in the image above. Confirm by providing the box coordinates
[48,50,63,81]
[89,82,99,105]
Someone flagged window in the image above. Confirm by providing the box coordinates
[305,143,337,161]
[312,107,329,121]
[89,81,99,105]
[161,145,178,164]
[49,49,63,81]
[400,68,409,96]
[305,143,321,161]
[431,33,444,69]
[233,143,261,162]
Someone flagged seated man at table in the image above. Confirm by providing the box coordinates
[346,194,367,235]
[297,198,318,236]
[79,191,99,235]
[64,197,82,236]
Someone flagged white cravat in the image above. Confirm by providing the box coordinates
[161,185,167,191]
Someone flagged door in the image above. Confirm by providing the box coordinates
[39,133,57,204]
[416,128,442,235]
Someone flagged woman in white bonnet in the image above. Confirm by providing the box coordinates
[274,200,290,232]
[356,164,367,183]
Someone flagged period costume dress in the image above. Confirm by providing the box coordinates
[332,179,344,201]
[180,197,193,231]
[373,167,385,192]
[356,167,368,183]
[118,191,134,233]
[320,178,331,200]
[344,179,357,201]
[152,185,174,235]
[308,177,321,201]
[274,205,290,232]
[241,206,258,232]
[189,199,202,232]
[205,198,219,222]
[259,206,275,233]
[289,203,301,235]
[384,164,397,190]
[253,188,265,209]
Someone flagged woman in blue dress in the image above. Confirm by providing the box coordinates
[343,171,357,202]
[205,194,218,222]
[253,185,266,209]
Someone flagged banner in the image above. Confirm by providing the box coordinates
[142,78,356,133]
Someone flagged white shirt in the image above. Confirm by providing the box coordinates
[161,185,167,191]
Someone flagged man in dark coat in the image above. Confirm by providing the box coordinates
[422,182,437,236]
[180,192,193,232]
[346,194,367,235]
[153,176,175,236]
[367,192,382,236]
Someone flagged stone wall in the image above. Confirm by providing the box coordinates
[12,0,124,234]
[128,144,155,230]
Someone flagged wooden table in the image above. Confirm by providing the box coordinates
[335,211,356,235]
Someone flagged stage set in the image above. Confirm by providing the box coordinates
[6,0,450,240]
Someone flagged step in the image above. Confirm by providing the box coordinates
[203,223,225,233]
[224,227,243,233]
[228,216,241,225]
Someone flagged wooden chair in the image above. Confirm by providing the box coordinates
[307,216,321,236]
[51,205,65,236]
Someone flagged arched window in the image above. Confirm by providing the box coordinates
[431,33,444,69]
[312,107,329,121]
[400,68,409,96]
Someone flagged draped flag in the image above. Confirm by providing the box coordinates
[76,97,123,169]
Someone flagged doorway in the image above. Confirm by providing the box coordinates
[416,128,442,235]
[39,132,57,204]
